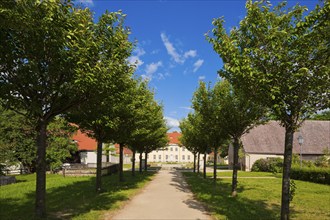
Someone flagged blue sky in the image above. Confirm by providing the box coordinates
[76,0,317,131]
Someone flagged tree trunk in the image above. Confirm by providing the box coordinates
[35,119,47,218]
[203,152,207,179]
[281,126,294,220]
[139,152,143,173]
[96,140,103,192]
[132,150,136,176]
[232,137,239,197]
[106,151,109,163]
[144,152,148,172]
[197,153,200,173]
[193,153,196,173]
[213,147,218,182]
[119,143,124,182]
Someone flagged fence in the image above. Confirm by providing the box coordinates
[62,163,119,177]
[2,168,28,175]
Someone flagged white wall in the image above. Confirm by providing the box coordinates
[136,144,195,163]
[228,144,283,171]
[244,154,284,171]
[79,151,108,164]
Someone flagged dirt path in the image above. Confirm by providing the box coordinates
[109,170,210,220]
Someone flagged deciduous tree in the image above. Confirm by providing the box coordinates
[0,0,131,216]
[213,80,265,196]
[208,1,330,218]
[192,81,228,181]
[0,106,77,173]
[66,11,133,190]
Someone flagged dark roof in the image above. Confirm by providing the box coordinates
[241,120,330,155]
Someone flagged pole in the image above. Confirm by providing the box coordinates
[300,144,302,168]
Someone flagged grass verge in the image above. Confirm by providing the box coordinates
[183,172,330,220]
[206,171,276,178]
[0,171,155,220]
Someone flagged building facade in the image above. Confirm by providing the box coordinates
[73,130,197,165]
[146,131,195,163]
[228,120,330,171]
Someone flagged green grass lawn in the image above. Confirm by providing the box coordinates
[206,171,276,177]
[123,163,132,169]
[0,171,155,220]
[183,172,330,220]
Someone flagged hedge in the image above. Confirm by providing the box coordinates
[251,157,283,173]
[290,166,330,185]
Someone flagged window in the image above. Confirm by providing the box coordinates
[170,147,173,151]
[166,155,168,160]
[153,155,156,160]
[175,147,178,151]
[182,147,185,151]
[182,155,185,160]
[188,155,190,160]
[159,155,161,160]
[175,155,178,160]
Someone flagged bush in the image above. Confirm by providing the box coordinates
[291,166,330,185]
[251,158,268,172]
[314,155,330,168]
[251,157,283,173]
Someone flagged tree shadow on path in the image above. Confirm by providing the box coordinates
[170,170,211,215]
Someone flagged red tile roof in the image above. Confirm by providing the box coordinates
[73,130,183,151]
[72,130,97,151]
[114,144,133,155]
[168,131,181,145]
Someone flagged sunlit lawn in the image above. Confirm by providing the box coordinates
[183,172,330,220]
[0,171,155,220]
[206,170,276,177]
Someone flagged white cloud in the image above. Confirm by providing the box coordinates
[161,33,183,64]
[193,59,204,72]
[128,56,144,68]
[76,0,94,7]
[160,32,197,64]
[198,75,206,81]
[135,47,146,57]
[180,107,193,111]
[164,116,180,128]
[184,50,197,59]
[146,61,162,75]
[142,61,163,81]
[128,47,145,68]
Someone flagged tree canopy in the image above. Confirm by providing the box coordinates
[0,0,133,216]
[0,106,77,173]
[208,1,330,218]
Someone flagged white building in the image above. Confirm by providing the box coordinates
[146,132,195,163]
[74,130,199,165]
[228,120,330,171]
[73,130,120,165]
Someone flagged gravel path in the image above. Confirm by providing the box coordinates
[110,170,210,220]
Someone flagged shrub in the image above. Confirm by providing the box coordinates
[251,158,268,172]
[291,166,330,185]
[314,155,330,168]
[267,157,283,173]
[251,157,283,173]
